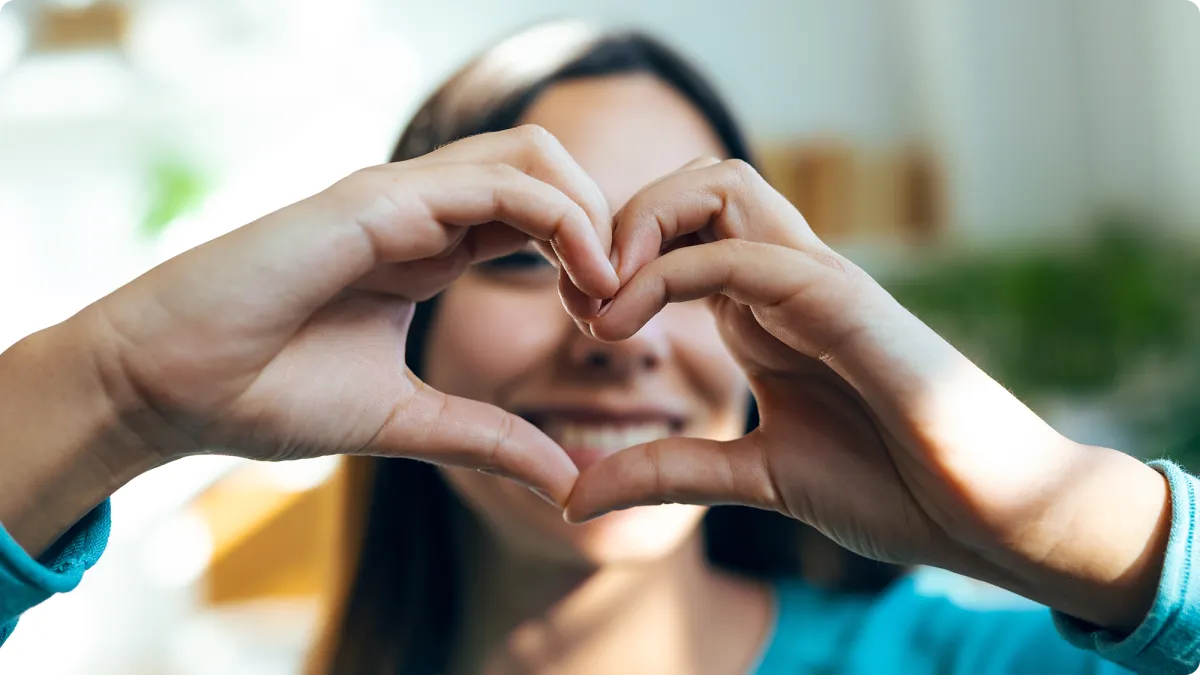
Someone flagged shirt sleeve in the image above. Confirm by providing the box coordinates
[0,499,111,646]
[1053,460,1200,675]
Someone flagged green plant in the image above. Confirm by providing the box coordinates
[141,156,208,238]
[884,221,1200,468]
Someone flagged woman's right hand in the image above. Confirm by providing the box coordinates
[32,125,617,518]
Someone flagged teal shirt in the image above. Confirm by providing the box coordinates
[2,463,1198,674]
[757,576,1119,674]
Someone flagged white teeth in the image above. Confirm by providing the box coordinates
[562,425,582,448]
[598,428,622,448]
[554,422,672,451]
[625,424,670,447]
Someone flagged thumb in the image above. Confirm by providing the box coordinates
[564,433,780,523]
[367,382,579,506]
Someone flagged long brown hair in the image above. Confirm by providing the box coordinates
[310,21,901,675]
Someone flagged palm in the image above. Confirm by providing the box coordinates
[202,292,417,461]
[706,278,1080,571]
[103,279,417,462]
[708,296,951,564]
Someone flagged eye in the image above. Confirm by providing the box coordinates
[478,250,552,270]
[475,250,557,283]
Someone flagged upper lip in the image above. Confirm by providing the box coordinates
[515,403,688,432]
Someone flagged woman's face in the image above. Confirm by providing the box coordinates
[425,74,750,565]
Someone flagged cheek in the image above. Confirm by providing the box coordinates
[423,280,566,401]
[665,302,749,434]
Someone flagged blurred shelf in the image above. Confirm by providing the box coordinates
[757,139,947,247]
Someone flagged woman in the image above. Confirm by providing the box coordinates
[312,22,899,675]
[0,20,1195,675]
[303,22,1193,675]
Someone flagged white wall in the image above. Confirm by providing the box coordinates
[901,0,1165,242]
[372,0,908,144]
[1149,0,1200,234]
[1076,0,1164,222]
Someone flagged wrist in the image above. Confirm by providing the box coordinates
[1048,446,1170,631]
[966,444,1170,633]
[0,316,167,556]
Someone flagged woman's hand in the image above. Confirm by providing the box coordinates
[1,125,617,553]
[567,158,1172,632]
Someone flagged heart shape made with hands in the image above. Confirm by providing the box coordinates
[556,156,1102,590]
[556,158,952,564]
[90,127,1124,600]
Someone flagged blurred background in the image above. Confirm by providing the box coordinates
[0,0,1197,672]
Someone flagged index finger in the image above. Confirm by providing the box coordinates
[429,126,617,294]
[610,159,820,285]
[347,160,617,301]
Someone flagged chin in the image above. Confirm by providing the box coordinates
[564,504,709,565]
[440,467,710,567]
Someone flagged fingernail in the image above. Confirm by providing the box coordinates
[585,297,603,318]
[609,249,621,279]
[564,509,610,524]
[596,298,613,317]
[529,488,559,507]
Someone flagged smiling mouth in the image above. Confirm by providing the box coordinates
[518,410,686,471]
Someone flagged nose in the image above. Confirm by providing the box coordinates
[564,313,670,379]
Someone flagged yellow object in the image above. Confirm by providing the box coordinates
[192,462,344,605]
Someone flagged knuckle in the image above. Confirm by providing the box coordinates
[335,164,413,207]
[480,161,515,180]
[335,167,376,194]
[489,411,514,470]
[645,442,668,497]
[325,170,383,219]
[721,158,762,188]
[720,237,751,256]
[803,247,868,281]
[551,200,579,234]
[514,123,555,152]
[514,124,567,169]
[351,163,386,179]
[680,155,721,172]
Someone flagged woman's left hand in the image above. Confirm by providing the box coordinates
[566,158,1172,632]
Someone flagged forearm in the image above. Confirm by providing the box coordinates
[0,316,164,556]
[844,301,1173,633]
